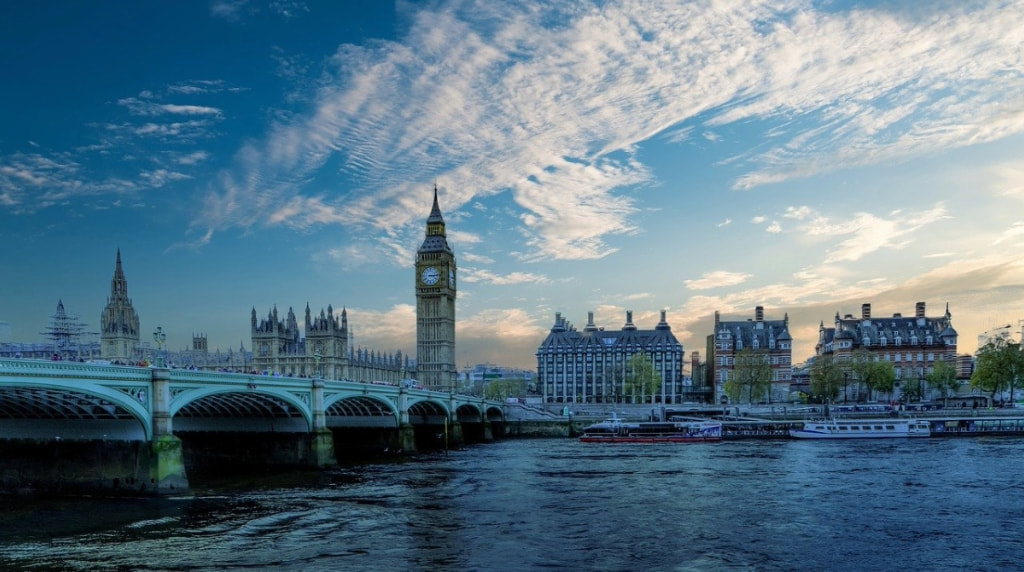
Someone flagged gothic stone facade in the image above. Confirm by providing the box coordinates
[415,186,457,390]
[250,304,411,383]
[100,249,140,362]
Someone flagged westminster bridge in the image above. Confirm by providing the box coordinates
[0,358,507,496]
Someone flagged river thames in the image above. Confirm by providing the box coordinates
[2,436,1023,571]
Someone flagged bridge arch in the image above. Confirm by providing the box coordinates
[455,403,483,423]
[324,394,398,428]
[0,379,151,439]
[170,387,312,433]
[408,398,450,426]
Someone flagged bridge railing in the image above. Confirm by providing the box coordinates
[0,357,151,383]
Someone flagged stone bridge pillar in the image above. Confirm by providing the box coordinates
[480,398,494,441]
[149,367,189,495]
[151,367,173,436]
[309,379,337,468]
[311,379,327,430]
[396,388,416,452]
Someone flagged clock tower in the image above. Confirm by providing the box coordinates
[415,184,457,390]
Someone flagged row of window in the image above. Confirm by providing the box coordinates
[717,355,792,366]
[716,371,793,382]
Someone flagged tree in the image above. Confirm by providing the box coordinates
[868,360,896,401]
[809,354,842,403]
[724,349,773,403]
[483,378,527,401]
[926,358,960,400]
[900,377,925,402]
[624,353,662,404]
[848,350,895,402]
[971,338,1024,402]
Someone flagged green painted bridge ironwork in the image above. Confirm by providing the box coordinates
[0,358,507,495]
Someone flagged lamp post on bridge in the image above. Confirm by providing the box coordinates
[152,326,166,368]
[313,352,323,380]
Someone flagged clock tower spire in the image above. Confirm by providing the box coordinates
[415,183,457,391]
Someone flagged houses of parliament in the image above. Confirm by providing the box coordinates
[16,189,459,390]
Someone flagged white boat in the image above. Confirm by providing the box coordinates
[789,418,931,439]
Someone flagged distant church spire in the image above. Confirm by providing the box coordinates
[100,249,140,361]
[111,248,128,298]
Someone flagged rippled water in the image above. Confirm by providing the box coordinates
[3,437,1024,571]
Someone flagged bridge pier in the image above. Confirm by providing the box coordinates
[149,368,189,495]
[448,420,464,447]
[397,424,417,453]
[310,428,337,468]
[150,435,189,494]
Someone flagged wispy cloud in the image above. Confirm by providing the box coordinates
[992,221,1024,246]
[685,270,753,291]
[210,0,251,22]
[814,204,951,263]
[191,0,1024,264]
[0,152,139,210]
[118,97,223,117]
[463,268,548,286]
[167,80,247,95]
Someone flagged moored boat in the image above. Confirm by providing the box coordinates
[789,418,931,439]
[579,415,722,443]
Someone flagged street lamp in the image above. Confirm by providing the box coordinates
[152,326,166,368]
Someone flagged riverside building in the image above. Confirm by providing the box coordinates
[815,302,959,401]
[536,310,685,404]
[707,306,793,404]
[250,304,412,382]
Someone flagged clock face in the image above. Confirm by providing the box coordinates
[449,268,455,286]
[421,266,440,285]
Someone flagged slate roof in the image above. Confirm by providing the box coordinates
[537,310,683,355]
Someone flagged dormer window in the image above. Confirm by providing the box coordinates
[863,336,871,347]
[753,337,760,349]
[879,335,887,347]
[894,334,902,345]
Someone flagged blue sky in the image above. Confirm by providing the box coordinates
[2,0,1023,369]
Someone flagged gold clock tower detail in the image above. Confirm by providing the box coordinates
[416,184,457,390]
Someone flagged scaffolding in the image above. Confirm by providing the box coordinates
[39,300,97,360]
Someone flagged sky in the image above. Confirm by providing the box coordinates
[2,0,1023,370]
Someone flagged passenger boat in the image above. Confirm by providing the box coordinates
[789,418,931,439]
[579,415,722,443]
